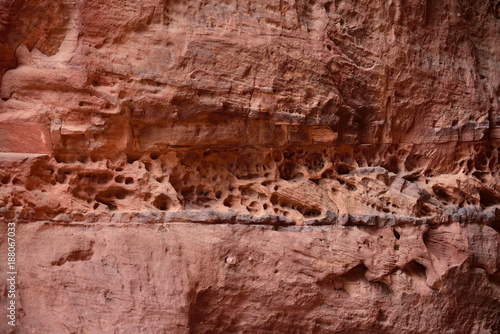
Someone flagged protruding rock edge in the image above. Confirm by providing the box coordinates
[2,205,498,229]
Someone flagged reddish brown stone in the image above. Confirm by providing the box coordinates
[0,0,499,332]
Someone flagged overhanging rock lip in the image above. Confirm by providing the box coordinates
[2,205,498,228]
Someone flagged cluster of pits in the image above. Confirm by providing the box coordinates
[0,143,499,222]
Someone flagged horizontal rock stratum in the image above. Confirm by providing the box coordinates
[0,0,499,333]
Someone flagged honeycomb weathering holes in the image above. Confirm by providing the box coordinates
[2,143,499,223]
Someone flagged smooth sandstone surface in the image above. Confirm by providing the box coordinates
[0,0,499,333]
[0,222,499,333]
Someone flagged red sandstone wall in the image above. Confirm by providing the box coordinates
[0,0,499,333]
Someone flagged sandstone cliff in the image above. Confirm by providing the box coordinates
[0,0,499,333]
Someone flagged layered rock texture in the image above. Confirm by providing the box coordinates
[0,0,499,333]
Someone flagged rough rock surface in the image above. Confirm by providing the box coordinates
[0,0,499,333]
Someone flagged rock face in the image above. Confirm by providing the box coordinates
[0,0,499,333]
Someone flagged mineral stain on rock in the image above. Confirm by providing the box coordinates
[0,0,499,333]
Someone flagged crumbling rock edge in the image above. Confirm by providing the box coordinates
[2,205,500,229]
[1,141,500,226]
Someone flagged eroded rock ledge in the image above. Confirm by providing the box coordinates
[1,142,500,227]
